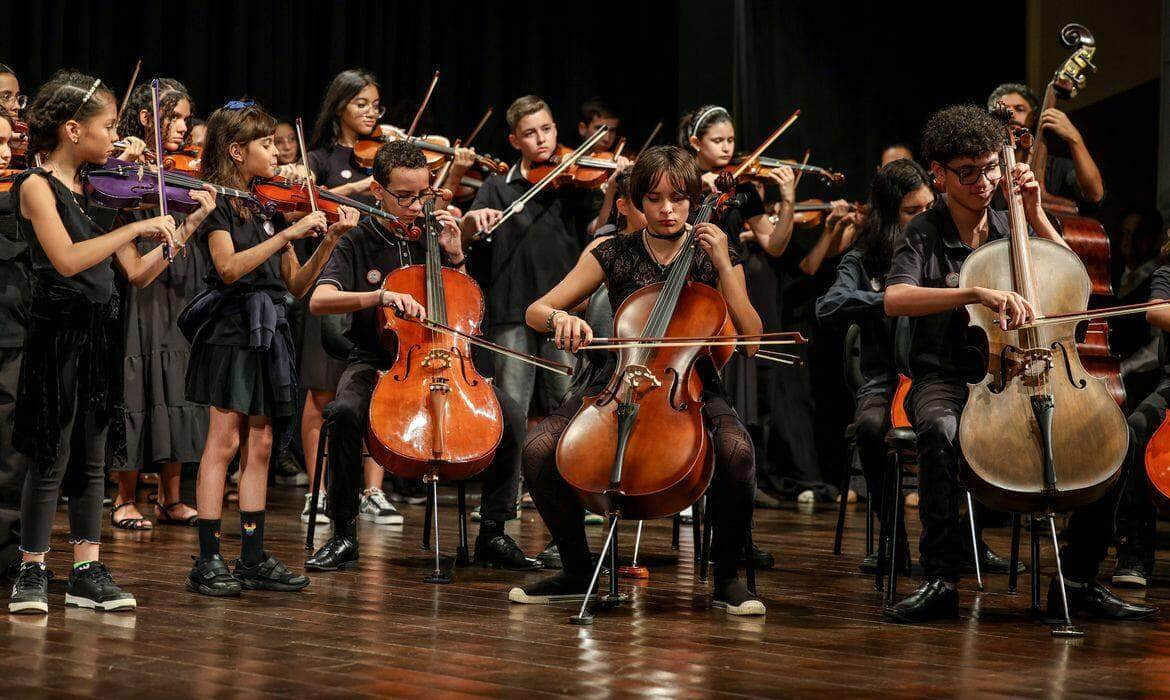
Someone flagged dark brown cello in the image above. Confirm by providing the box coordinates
[1027,24,1125,406]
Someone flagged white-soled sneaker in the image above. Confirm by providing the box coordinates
[712,579,766,616]
[301,492,330,524]
[359,488,403,525]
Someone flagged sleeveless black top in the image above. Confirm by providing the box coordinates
[12,168,114,304]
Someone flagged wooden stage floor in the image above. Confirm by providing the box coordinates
[4,486,1170,698]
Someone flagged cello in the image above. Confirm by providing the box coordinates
[958,109,1128,636]
[364,193,571,582]
[554,174,806,622]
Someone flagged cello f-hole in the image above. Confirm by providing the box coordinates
[392,344,422,381]
[454,349,481,387]
[665,367,687,410]
[1051,341,1088,389]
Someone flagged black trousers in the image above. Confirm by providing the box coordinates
[324,355,524,529]
[849,387,903,537]
[523,393,755,583]
[1114,379,1169,571]
[0,348,25,571]
[908,376,1121,583]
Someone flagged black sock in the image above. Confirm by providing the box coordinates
[240,510,266,565]
[197,519,222,559]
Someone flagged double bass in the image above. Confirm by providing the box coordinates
[1027,24,1125,406]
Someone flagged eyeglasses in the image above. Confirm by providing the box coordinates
[387,190,438,207]
[223,99,256,111]
[942,161,1002,186]
[349,99,385,119]
[0,92,26,110]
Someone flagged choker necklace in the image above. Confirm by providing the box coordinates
[645,227,685,241]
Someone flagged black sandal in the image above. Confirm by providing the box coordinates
[111,502,153,531]
[153,499,198,526]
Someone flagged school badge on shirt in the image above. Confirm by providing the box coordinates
[367,269,383,285]
[263,220,275,237]
[945,272,960,288]
[341,169,353,180]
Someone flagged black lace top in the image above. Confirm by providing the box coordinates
[589,230,741,309]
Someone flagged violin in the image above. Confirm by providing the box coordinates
[8,120,28,170]
[524,144,624,190]
[725,156,845,187]
[83,157,269,215]
[956,111,1126,515]
[111,140,202,176]
[0,168,19,193]
[556,174,743,521]
[353,124,507,175]
[251,176,405,227]
[791,199,865,228]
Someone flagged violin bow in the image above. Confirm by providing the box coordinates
[116,59,142,124]
[293,117,320,215]
[413,318,575,376]
[406,69,440,139]
[792,148,812,188]
[639,121,663,153]
[474,126,610,242]
[732,109,800,180]
[464,107,493,147]
[149,79,175,261]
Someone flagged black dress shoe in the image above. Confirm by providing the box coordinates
[1047,579,1157,621]
[964,544,1026,575]
[884,578,959,623]
[306,534,359,571]
[475,532,543,571]
[536,542,562,570]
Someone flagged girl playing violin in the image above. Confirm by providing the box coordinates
[815,159,934,571]
[6,71,215,615]
[511,145,767,616]
[183,99,358,597]
[108,78,204,532]
[300,69,380,520]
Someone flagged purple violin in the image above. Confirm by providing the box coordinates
[82,157,272,215]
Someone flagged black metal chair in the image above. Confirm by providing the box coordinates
[833,324,875,557]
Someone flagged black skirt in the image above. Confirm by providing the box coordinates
[186,343,296,419]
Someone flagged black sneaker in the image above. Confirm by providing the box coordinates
[475,531,543,571]
[1112,555,1149,589]
[507,572,595,604]
[8,562,51,614]
[234,554,310,592]
[66,562,136,611]
[712,579,766,616]
[187,554,242,597]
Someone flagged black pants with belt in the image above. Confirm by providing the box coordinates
[908,375,1123,583]
[325,353,525,529]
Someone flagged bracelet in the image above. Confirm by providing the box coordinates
[546,310,566,332]
[447,255,466,266]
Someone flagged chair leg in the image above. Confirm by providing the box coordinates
[700,500,713,583]
[456,481,470,566]
[865,493,874,557]
[833,446,856,555]
[1007,513,1022,594]
[692,495,705,567]
[671,513,681,550]
[745,527,757,594]
[1029,516,1042,613]
[875,449,896,592]
[305,422,329,550]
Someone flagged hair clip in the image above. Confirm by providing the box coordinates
[223,99,256,111]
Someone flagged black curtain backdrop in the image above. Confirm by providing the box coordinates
[2,0,1028,200]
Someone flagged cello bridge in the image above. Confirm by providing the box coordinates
[621,364,661,394]
[1018,348,1053,379]
[422,348,453,371]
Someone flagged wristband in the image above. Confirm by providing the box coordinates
[546,310,566,332]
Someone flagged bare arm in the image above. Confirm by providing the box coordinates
[20,175,164,278]
[281,207,359,298]
[716,264,763,356]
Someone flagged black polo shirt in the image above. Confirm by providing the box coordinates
[467,163,593,328]
[815,249,895,396]
[308,144,375,207]
[0,192,28,348]
[885,196,1025,379]
[992,155,1104,216]
[316,216,457,364]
